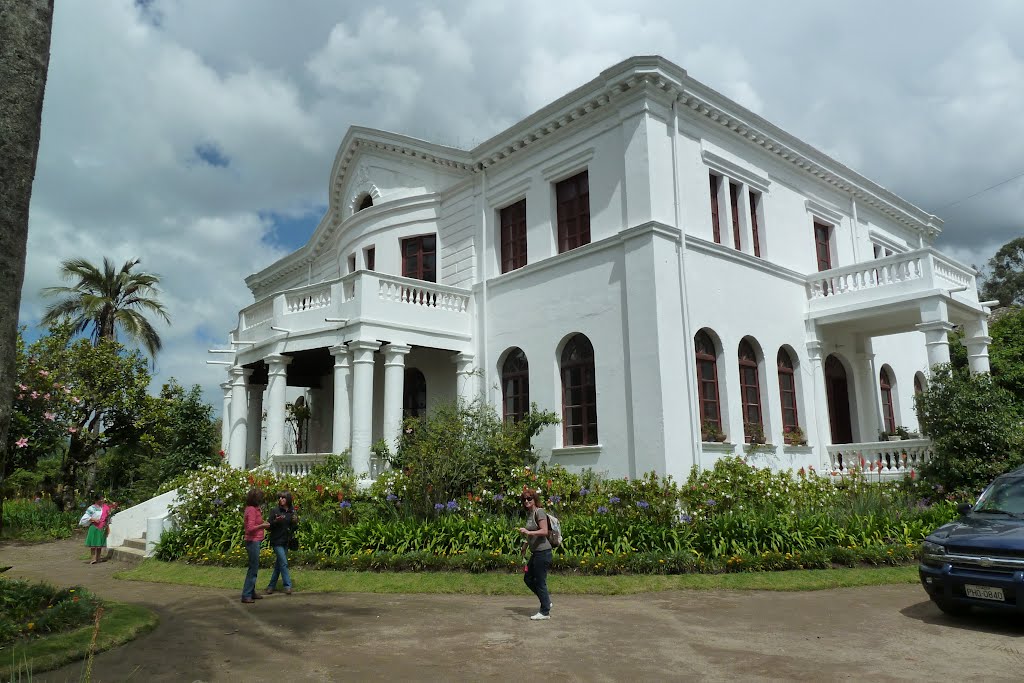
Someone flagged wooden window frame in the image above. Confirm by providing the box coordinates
[695,331,722,435]
[777,348,799,439]
[401,234,437,283]
[555,171,590,253]
[499,199,528,273]
[501,348,530,423]
[709,173,722,244]
[880,368,896,434]
[738,340,763,443]
[814,221,832,272]
[560,334,598,446]
[730,181,742,250]
[749,189,761,257]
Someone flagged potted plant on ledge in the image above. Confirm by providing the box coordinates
[701,421,728,443]
[783,425,807,446]
[744,422,767,445]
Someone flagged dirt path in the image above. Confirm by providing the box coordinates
[2,538,1022,682]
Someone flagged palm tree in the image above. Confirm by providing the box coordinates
[41,257,171,357]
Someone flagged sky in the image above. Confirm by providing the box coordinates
[20,0,1024,412]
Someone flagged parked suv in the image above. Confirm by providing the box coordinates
[919,466,1024,615]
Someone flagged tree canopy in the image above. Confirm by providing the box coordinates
[980,237,1024,308]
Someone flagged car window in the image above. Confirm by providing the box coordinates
[975,477,1024,515]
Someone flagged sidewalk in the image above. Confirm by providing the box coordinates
[2,537,1021,682]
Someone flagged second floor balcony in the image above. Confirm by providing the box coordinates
[236,271,473,350]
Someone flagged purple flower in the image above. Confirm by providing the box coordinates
[636,500,649,509]
[705,499,716,507]
[597,506,608,514]
[212,498,223,507]
[493,493,504,502]
[446,500,459,511]
[434,503,445,510]
[550,495,562,504]
[679,514,693,524]
[339,500,351,509]
[579,487,589,496]
[609,496,621,504]
[386,493,398,502]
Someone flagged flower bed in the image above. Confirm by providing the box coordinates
[0,578,102,646]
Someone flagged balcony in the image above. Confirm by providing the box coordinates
[236,272,473,351]
[806,248,979,329]
[825,439,933,480]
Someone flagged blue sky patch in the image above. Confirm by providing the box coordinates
[260,207,326,252]
[193,142,230,168]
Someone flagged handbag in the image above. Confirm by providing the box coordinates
[287,536,299,551]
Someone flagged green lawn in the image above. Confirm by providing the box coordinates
[117,559,920,595]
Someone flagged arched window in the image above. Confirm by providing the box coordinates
[695,331,721,437]
[560,334,597,446]
[357,194,373,211]
[403,368,427,419]
[914,374,924,395]
[777,348,799,438]
[880,367,896,433]
[501,348,529,423]
[738,339,762,442]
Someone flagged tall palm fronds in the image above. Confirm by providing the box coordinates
[40,257,171,358]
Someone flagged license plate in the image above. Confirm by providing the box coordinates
[965,584,1005,601]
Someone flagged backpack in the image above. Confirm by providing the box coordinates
[544,510,562,548]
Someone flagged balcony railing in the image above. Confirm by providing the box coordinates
[807,248,976,305]
[265,452,386,479]
[236,272,472,346]
[825,439,932,479]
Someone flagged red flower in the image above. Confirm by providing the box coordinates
[218,449,225,458]
[910,470,916,479]
[336,491,345,501]
[316,485,324,494]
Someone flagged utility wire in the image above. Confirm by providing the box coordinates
[938,168,1024,210]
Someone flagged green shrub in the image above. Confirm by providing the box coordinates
[0,579,102,646]
[1,497,79,541]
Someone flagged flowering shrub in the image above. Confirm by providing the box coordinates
[0,578,102,645]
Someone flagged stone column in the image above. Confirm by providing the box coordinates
[349,340,380,475]
[382,344,412,452]
[806,340,832,455]
[330,345,352,455]
[452,352,477,404]
[264,354,292,458]
[246,384,264,468]
[916,321,955,368]
[220,380,231,453]
[964,316,992,374]
[228,366,252,470]
[853,336,883,442]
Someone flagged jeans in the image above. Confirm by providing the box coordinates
[524,549,552,615]
[242,540,261,599]
[267,545,292,590]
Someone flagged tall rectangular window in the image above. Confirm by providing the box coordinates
[555,171,590,253]
[814,222,832,271]
[749,190,761,257]
[365,246,375,271]
[499,199,527,273]
[729,182,742,250]
[401,235,436,282]
[709,173,722,244]
[347,254,356,274]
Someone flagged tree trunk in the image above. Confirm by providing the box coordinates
[0,0,55,532]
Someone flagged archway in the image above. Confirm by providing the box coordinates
[824,355,853,444]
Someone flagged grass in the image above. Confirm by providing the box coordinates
[117,559,919,595]
[0,602,158,679]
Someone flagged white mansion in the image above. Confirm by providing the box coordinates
[219,55,992,482]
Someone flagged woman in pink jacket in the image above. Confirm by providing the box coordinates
[241,489,270,604]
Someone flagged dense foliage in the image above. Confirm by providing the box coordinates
[915,363,1024,497]
[0,497,79,541]
[156,458,958,574]
[0,578,102,646]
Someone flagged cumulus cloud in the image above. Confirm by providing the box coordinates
[22,0,1024,413]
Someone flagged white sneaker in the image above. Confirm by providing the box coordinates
[530,612,551,620]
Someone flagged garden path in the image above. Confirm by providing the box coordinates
[1,538,1022,682]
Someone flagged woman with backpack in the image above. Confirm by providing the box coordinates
[518,488,552,620]
[265,491,298,595]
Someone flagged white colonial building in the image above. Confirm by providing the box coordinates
[219,55,993,482]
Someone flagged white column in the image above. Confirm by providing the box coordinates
[853,336,883,442]
[452,352,477,404]
[220,380,231,453]
[228,367,252,470]
[964,316,992,374]
[330,345,352,455]
[806,340,832,454]
[349,340,380,475]
[246,384,264,468]
[382,344,412,451]
[916,321,955,368]
[264,354,292,458]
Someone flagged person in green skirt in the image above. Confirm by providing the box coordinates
[83,493,111,564]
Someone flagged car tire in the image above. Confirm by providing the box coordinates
[933,599,971,616]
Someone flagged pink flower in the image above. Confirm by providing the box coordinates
[17,394,23,400]
[38,370,49,377]
[71,397,81,404]
[43,393,50,400]
[15,437,28,448]
[44,412,56,421]
[30,391,38,399]
[17,384,27,391]
[68,426,78,434]
[63,387,71,394]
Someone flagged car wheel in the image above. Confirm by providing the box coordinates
[933,599,971,616]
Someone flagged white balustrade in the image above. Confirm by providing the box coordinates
[825,439,932,479]
[809,253,925,300]
[285,285,331,314]
[242,300,274,330]
[268,452,338,477]
[377,275,470,313]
